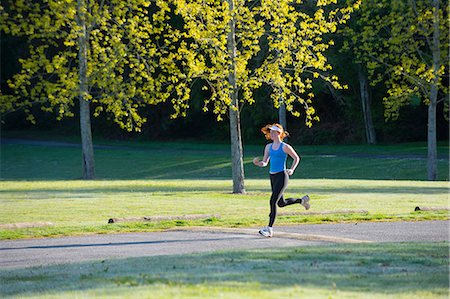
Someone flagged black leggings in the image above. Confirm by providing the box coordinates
[268,171,301,227]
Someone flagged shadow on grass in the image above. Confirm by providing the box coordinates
[2,143,449,181]
[0,242,448,297]
[1,184,448,195]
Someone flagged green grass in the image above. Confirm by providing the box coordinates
[1,242,448,298]
[0,179,448,239]
[0,140,449,239]
[1,141,449,181]
[0,137,449,298]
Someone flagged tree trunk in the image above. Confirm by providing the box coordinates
[77,0,95,179]
[427,100,437,180]
[227,0,245,193]
[278,97,287,130]
[278,97,288,142]
[229,106,245,194]
[427,0,440,181]
[357,64,376,144]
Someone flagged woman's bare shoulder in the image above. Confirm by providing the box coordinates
[282,142,295,151]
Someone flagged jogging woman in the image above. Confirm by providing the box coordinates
[253,123,310,237]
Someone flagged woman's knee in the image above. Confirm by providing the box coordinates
[277,200,286,207]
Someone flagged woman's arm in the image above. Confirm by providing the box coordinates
[284,144,301,175]
[253,144,270,167]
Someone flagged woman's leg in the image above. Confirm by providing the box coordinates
[277,197,300,207]
[268,171,288,227]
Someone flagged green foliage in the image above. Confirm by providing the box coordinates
[165,0,361,126]
[255,0,361,127]
[0,0,183,131]
[0,0,362,131]
[170,0,263,120]
[342,0,449,120]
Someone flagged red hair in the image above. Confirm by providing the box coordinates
[261,123,289,140]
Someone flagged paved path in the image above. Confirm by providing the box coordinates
[0,220,448,269]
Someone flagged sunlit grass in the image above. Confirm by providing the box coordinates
[1,242,448,298]
[0,179,448,239]
[1,140,448,239]
[1,139,449,298]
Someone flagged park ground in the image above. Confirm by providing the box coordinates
[1,221,448,299]
[0,134,449,298]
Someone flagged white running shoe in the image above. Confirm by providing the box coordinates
[259,226,273,237]
[301,195,310,210]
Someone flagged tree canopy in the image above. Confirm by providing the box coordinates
[0,0,185,131]
[342,0,449,120]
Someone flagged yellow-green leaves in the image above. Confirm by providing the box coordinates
[342,0,449,120]
[170,0,359,126]
[1,0,177,132]
[171,0,264,119]
[256,0,360,126]
[2,0,361,129]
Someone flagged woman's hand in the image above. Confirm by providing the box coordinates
[253,157,260,166]
[286,169,294,176]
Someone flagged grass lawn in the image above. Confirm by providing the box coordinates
[0,179,449,239]
[0,138,449,298]
[0,140,448,239]
[1,139,449,181]
[1,242,448,298]
[0,178,448,239]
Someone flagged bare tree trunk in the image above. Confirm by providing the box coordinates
[278,98,287,130]
[357,64,376,144]
[229,106,245,194]
[227,0,245,193]
[427,98,437,180]
[427,0,440,181]
[278,97,288,142]
[77,0,95,179]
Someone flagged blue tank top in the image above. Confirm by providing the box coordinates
[269,142,287,173]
